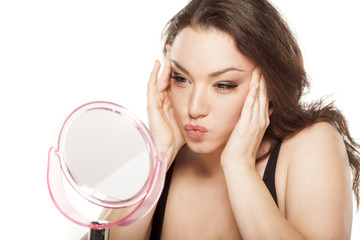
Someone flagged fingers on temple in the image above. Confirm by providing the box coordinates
[259,73,268,113]
[158,45,172,92]
[242,67,261,120]
[147,60,161,99]
[259,72,270,128]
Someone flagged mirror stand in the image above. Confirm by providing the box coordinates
[88,222,110,240]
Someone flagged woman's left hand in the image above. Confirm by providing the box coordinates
[221,67,271,169]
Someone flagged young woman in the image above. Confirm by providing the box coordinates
[105,0,360,239]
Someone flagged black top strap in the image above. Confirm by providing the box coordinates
[150,163,174,239]
[262,141,282,206]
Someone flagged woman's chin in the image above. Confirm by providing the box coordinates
[185,141,224,156]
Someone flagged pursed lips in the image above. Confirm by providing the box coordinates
[184,124,208,139]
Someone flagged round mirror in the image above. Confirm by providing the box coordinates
[63,107,151,202]
[48,101,167,229]
[56,102,159,207]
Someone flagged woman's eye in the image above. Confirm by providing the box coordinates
[170,74,189,85]
[215,82,238,92]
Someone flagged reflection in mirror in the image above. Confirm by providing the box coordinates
[64,108,150,201]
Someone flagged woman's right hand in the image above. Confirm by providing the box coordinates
[147,45,185,169]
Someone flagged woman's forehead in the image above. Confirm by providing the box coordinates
[171,26,255,73]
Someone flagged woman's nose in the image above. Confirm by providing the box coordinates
[188,88,209,119]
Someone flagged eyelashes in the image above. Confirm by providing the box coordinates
[169,74,188,84]
[169,73,239,92]
[215,82,239,91]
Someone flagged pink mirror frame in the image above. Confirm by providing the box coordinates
[47,101,167,229]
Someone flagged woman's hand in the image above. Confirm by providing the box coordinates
[221,67,270,169]
[147,45,185,169]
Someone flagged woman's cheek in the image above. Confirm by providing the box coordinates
[221,94,247,132]
[170,89,185,119]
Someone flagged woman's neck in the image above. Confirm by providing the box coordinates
[177,145,223,177]
[177,138,273,177]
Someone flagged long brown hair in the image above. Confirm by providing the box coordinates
[162,0,360,208]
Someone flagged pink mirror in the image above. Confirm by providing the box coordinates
[47,101,167,235]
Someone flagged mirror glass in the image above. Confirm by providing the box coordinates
[63,108,151,201]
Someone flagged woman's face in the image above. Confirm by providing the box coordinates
[170,26,256,154]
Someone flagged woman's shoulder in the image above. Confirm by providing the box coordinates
[276,122,352,238]
[277,122,352,237]
[280,121,347,165]
[276,123,353,238]
[276,121,350,203]
[286,121,341,141]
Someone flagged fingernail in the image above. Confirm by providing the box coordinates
[154,60,159,68]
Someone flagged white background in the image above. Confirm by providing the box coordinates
[0,0,359,239]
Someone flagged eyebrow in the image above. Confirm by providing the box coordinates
[171,60,245,77]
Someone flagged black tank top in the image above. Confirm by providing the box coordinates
[150,141,282,239]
